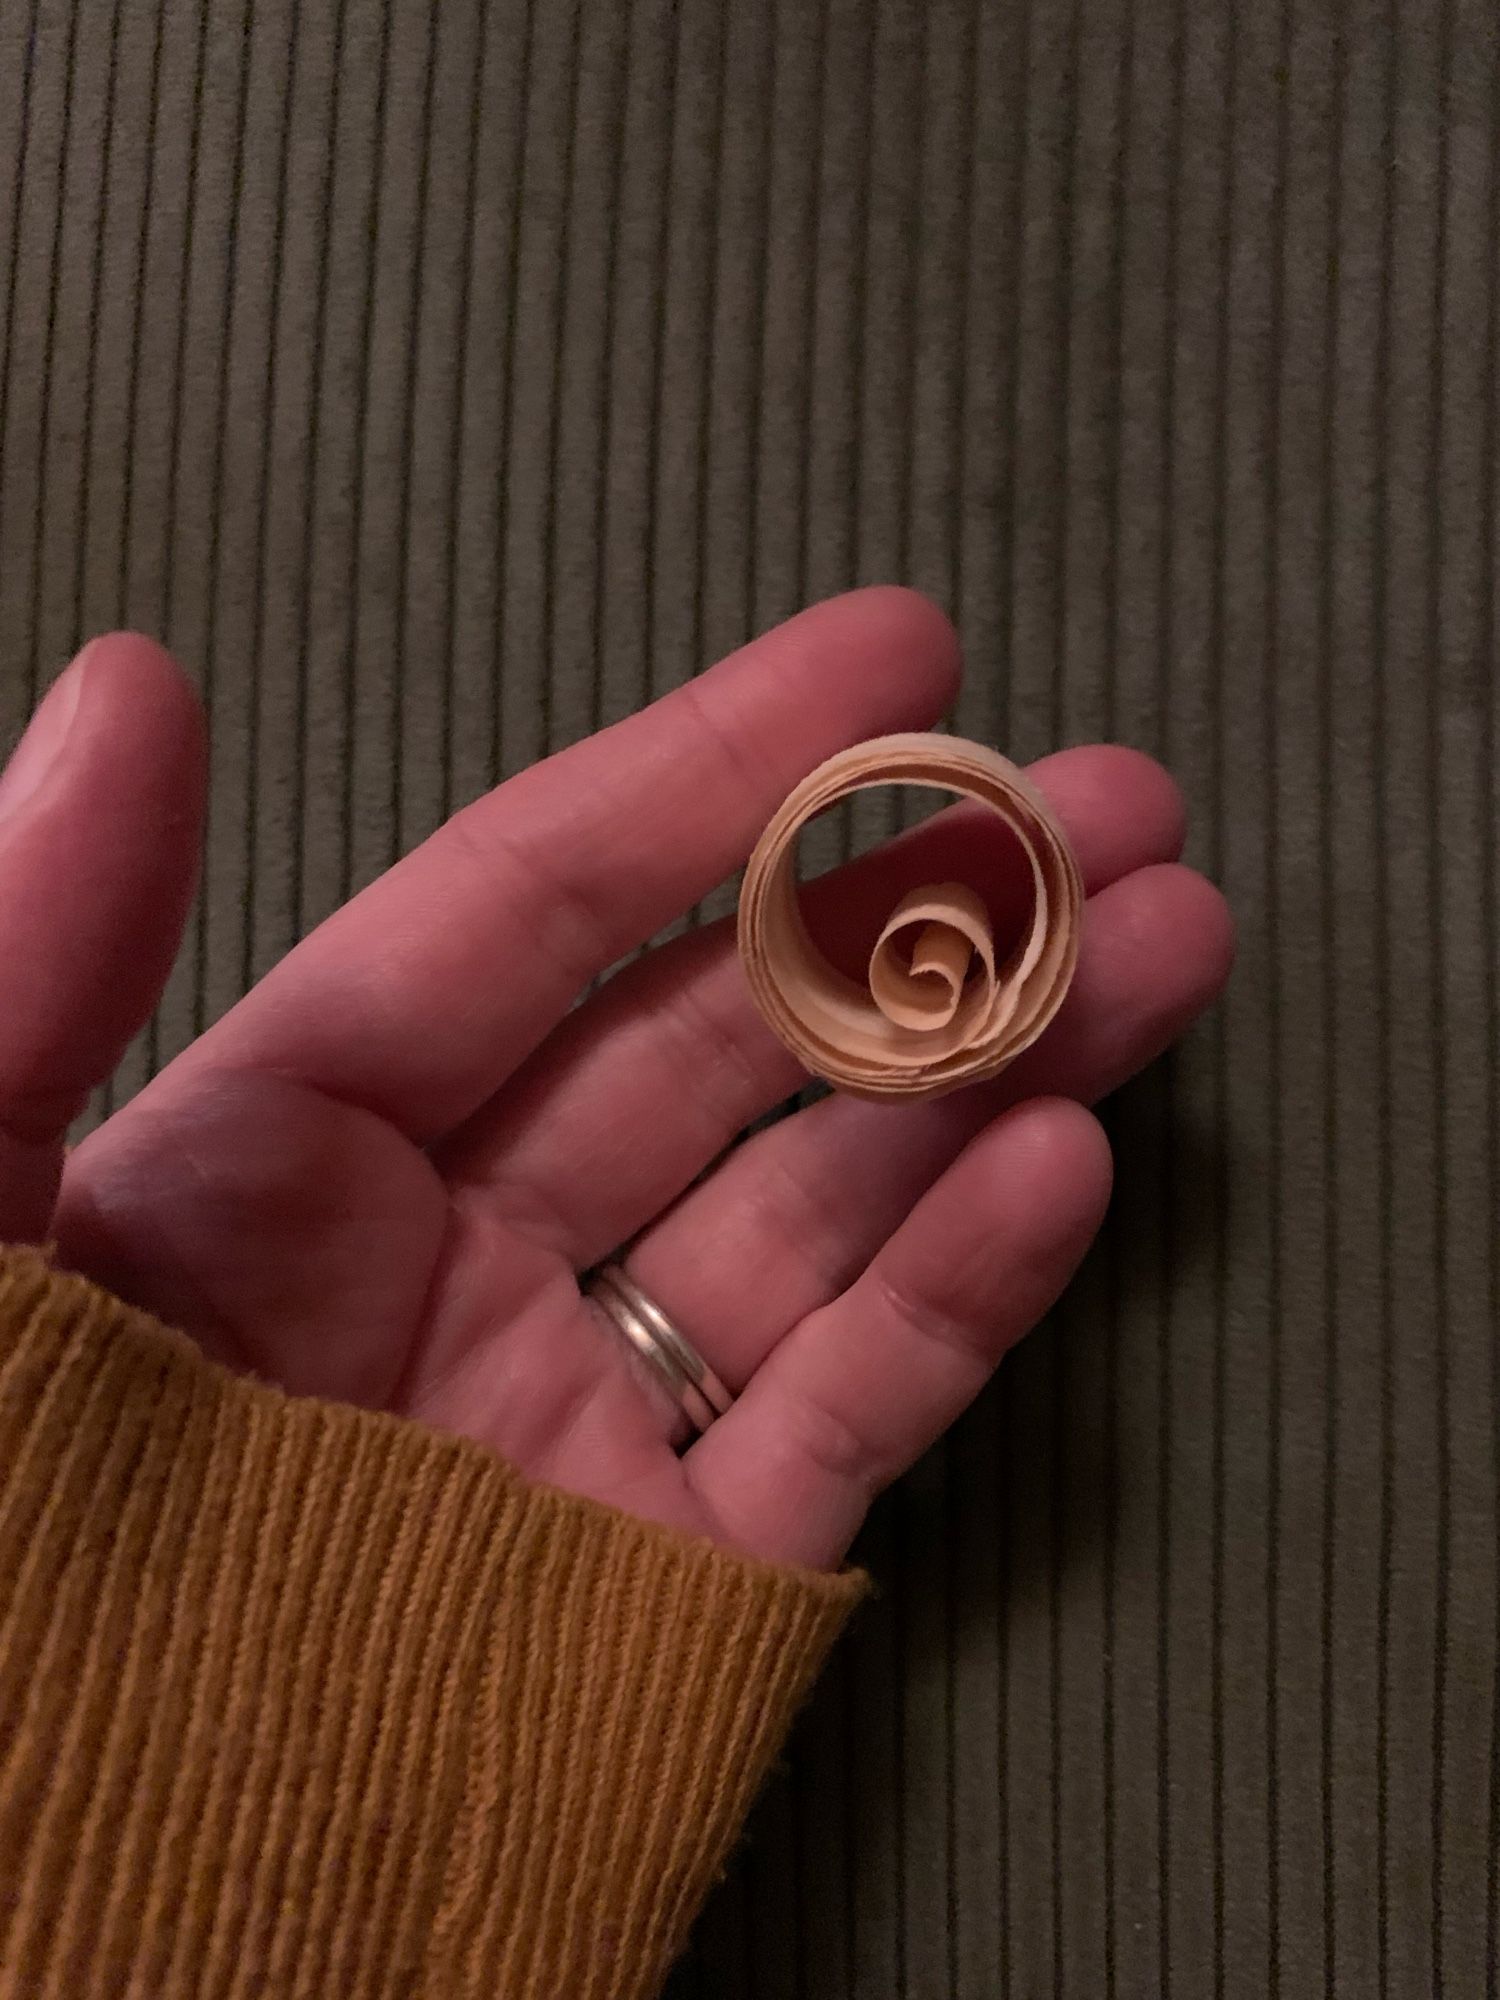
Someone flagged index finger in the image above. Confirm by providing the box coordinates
[176,588,961,1140]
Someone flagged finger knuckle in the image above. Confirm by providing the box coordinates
[783,1380,883,1499]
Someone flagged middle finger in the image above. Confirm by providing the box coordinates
[439,744,1188,1261]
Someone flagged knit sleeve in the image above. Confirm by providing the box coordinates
[0,1249,863,2000]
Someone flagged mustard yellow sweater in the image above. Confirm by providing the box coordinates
[0,1250,863,1998]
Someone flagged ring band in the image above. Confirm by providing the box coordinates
[586,1263,734,1435]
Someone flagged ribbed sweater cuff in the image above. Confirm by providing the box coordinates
[0,1249,863,1999]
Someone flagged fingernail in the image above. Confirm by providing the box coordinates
[0,646,91,825]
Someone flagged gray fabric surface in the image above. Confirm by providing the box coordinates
[1,0,1496,1991]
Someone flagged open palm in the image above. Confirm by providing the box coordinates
[3,592,1231,1571]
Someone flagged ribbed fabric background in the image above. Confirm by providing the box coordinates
[0,0,1494,1994]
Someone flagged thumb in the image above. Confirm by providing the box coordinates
[0,635,206,1241]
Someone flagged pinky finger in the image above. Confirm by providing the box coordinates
[686,1098,1113,1570]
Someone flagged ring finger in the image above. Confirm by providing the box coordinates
[620,860,1233,1394]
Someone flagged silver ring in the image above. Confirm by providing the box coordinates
[586,1262,734,1436]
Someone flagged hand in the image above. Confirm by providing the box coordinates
[2,592,1232,1571]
